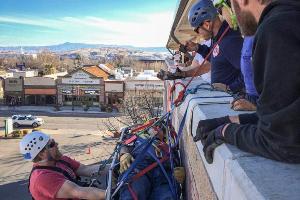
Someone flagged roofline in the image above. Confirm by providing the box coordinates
[166,0,190,50]
[63,67,101,78]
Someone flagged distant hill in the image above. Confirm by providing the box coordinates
[0,42,167,53]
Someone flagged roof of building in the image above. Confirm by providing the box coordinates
[82,65,110,78]
[133,70,160,81]
[98,64,114,74]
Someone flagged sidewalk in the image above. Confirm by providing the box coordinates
[0,105,107,114]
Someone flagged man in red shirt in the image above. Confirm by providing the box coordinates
[19,131,105,200]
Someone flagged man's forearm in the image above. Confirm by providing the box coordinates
[182,62,211,77]
[77,186,105,200]
[77,164,101,177]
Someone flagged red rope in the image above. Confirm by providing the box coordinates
[128,184,138,200]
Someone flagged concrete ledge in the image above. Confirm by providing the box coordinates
[167,78,300,200]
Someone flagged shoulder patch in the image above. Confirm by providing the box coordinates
[213,44,220,57]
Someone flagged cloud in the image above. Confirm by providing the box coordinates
[0,11,175,47]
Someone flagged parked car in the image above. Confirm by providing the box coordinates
[12,114,31,120]
[12,115,44,128]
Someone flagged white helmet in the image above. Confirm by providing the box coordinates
[19,131,50,161]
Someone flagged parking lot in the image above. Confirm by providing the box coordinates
[0,111,120,200]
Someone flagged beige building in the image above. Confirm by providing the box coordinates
[57,66,105,107]
[4,78,23,105]
[104,80,124,105]
[24,77,56,105]
[125,75,164,105]
[131,57,166,72]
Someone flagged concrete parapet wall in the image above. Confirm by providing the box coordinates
[166,77,300,200]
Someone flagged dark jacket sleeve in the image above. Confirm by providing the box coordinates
[196,44,210,58]
[238,113,258,124]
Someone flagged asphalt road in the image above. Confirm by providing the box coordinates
[0,110,122,131]
[0,111,121,200]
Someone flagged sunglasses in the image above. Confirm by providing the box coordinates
[47,139,56,149]
[194,22,204,34]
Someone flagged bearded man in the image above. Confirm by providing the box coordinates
[20,131,105,200]
[194,0,300,164]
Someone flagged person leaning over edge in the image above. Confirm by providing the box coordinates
[20,131,105,200]
[186,0,245,94]
[194,0,300,164]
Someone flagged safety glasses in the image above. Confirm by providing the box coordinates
[194,22,204,34]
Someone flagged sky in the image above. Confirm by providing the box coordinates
[0,0,178,47]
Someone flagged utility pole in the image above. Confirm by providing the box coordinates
[72,85,74,111]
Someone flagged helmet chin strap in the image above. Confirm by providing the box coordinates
[200,20,215,39]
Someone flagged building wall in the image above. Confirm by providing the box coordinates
[125,80,164,91]
[4,78,23,92]
[24,88,56,95]
[12,70,37,78]
[132,60,166,72]
[57,70,105,106]
[105,81,124,93]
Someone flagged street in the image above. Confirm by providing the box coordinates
[0,111,123,200]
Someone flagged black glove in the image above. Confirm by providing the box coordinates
[202,125,225,164]
[193,116,230,142]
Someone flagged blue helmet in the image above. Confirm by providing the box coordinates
[188,0,218,28]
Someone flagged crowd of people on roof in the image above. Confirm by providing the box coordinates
[18,0,300,199]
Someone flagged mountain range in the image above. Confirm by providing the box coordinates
[0,42,168,53]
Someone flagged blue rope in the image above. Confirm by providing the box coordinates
[165,112,178,198]
[148,151,177,199]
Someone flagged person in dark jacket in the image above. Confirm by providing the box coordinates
[194,0,300,164]
[187,0,245,94]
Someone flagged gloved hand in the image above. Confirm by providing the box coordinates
[202,125,226,164]
[119,153,134,174]
[174,167,185,184]
[193,116,230,142]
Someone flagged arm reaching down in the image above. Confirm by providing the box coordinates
[56,180,105,200]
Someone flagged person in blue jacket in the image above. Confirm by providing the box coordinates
[231,35,259,111]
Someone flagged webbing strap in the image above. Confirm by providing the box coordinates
[148,151,177,199]
[131,155,169,182]
[31,165,78,184]
[127,184,138,200]
[123,135,138,145]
